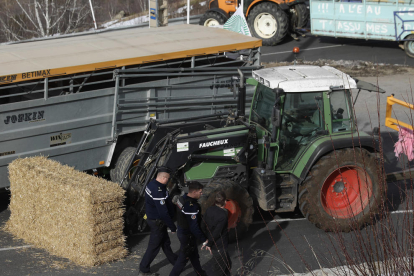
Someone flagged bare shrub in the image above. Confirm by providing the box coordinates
[0,0,93,41]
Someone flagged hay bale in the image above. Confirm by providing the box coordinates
[5,156,128,266]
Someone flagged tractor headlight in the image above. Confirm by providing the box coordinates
[253,73,259,81]
[260,78,264,84]
[264,80,270,87]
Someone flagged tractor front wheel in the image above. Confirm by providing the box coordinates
[199,178,254,242]
[199,11,227,27]
[248,2,288,46]
[298,148,385,232]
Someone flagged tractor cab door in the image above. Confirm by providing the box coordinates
[250,83,279,169]
[328,89,354,134]
[275,92,326,171]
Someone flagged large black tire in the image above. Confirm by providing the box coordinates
[289,3,309,31]
[298,148,386,232]
[110,147,137,189]
[199,178,254,242]
[199,11,227,27]
[247,2,288,46]
[404,34,414,58]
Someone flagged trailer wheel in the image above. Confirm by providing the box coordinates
[404,35,414,58]
[199,178,254,242]
[199,11,227,27]
[247,2,288,46]
[289,3,309,30]
[298,148,385,232]
[110,147,139,189]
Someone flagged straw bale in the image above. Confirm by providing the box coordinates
[94,218,124,233]
[6,156,128,266]
[94,237,126,254]
[92,230,123,245]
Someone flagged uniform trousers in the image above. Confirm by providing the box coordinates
[139,219,178,273]
[169,231,204,276]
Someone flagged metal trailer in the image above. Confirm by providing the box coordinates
[309,0,414,57]
[0,24,261,188]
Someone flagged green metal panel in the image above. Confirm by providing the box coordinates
[185,161,227,180]
[247,78,258,86]
[184,147,243,180]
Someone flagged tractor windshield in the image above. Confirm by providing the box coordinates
[276,92,325,171]
[250,83,275,130]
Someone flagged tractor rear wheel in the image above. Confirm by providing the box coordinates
[199,11,227,27]
[199,178,254,242]
[289,3,309,31]
[404,34,414,58]
[298,148,385,232]
[247,2,288,46]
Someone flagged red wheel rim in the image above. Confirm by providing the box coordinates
[321,165,373,219]
[225,199,241,229]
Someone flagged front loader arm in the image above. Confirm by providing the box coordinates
[163,125,251,171]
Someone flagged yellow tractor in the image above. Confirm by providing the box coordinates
[199,0,308,45]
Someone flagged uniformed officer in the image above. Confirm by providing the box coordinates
[201,191,231,276]
[139,167,178,276]
[170,181,208,276]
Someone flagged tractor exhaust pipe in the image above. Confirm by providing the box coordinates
[237,69,246,117]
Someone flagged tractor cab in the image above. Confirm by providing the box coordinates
[249,65,357,172]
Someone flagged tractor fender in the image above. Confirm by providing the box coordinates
[246,0,306,16]
[246,0,292,17]
[207,8,230,19]
[297,135,380,183]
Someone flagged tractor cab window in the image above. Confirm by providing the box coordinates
[276,92,325,171]
[330,90,353,133]
[250,83,275,130]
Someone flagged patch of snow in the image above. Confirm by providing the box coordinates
[103,15,149,28]
[176,5,187,13]
[101,20,117,28]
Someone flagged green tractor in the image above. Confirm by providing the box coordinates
[117,65,386,238]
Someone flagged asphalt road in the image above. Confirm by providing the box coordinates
[260,34,414,66]
[1,40,414,275]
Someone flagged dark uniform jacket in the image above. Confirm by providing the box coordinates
[145,179,177,232]
[177,194,207,242]
[203,205,229,249]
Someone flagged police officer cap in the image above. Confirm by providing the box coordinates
[158,166,172,174]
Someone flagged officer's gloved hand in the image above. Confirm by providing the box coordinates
[172,195,180,205]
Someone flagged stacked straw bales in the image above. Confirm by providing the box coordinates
[6,156,128,266]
